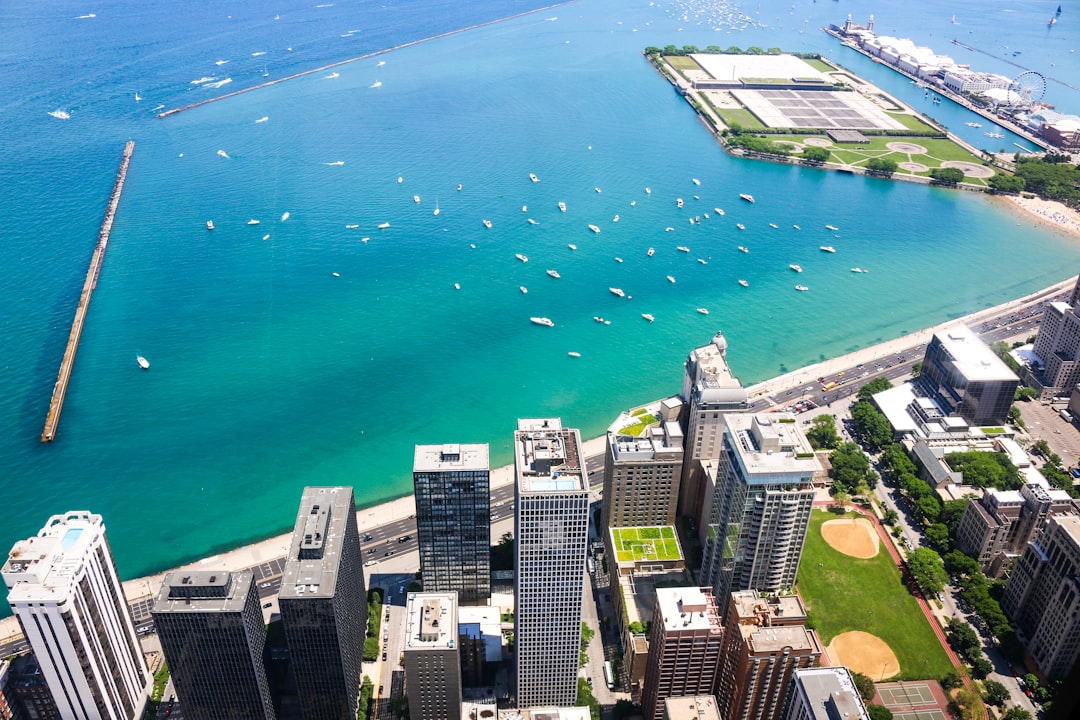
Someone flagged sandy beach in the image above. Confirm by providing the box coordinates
[997,194,1080,240]
[1,277,1073,645]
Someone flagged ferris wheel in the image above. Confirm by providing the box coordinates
[1005,71,1047,108]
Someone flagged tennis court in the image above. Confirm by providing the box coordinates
[878,684,936,706]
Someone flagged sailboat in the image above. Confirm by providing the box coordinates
[433,198,440,217]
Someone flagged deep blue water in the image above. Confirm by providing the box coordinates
[2,0,1078,612]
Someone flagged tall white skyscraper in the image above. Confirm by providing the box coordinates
[513,418,590,708]
[2,512,151,720]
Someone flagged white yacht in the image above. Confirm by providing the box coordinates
[281,211,290,222]
[647,247,655,257]
[820,246,836,253]
[769,223,779,229]
[530,317,555,327]
[676,246,690,253]
[793,224,801,230]
[736,223,745,230]
[482,219,493,229]
[737,246,748,253]
[613,214,620,222]
[795,285,809,292]
[588,224,601,234]
[692,178,701,185]
[527,218,538,225]
[614,257,623,263]
[714,207,724,216]
[740,193,755,203]
[206,221,214,230]
[697,258,708,265]
[568,351,581,358]
[378,222,391,229]
[851,267,865,273]
[641,313,655,323]
[825,224,839,231]
[696,307,709,315]
[558,201,566,212]
[137,356,150,370]
[247,219,260,225]
[609,288,626,298]
[790,264,803,272]
[738,279,749,287]
[667,275,676,283]
[413,195,420,204]
[546,269,560,279]
[677,198,684,208]
[529,173,540,182]
[516,254,528,263]
[568,244,577,250]
[520,286,528,294]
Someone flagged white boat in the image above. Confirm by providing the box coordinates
[247,219,260,225]
[262,234,270,241]
[594,187,602,193]
[397,176,404,183]
[588,224,601,234]
[345,224,359,229]
[737,246,748,253]
[825,224,839,231]
[529,173,540,183]
[665,227,675,232]
[677,198,684,208]
[697,258,708,265]
[206,221,214,230]
[790,264,803,272]
[610,287,626,298]
[676,246,690,253]
[217,150,230,158]
[370,80,382,88]
[325,72,340,79]
[630,201,636,206]
[613,214,619,222]
[714,207,724,216]
[568,351,581,358]
[820,246,836,253]
[795,285,809,291]
[134,92,142,102]
[793,224,801,230]
[667,275,676,283]
[568,244,577,250]
[615,257,623,263]
[530,317,555,327]
[255,116,269,124]
[546,269,560,279]
[281,211,290,221]
[527,218,538,225]
[48,109,71,120]
[558,201,566,212]
[769,223,779,229]
[738,279,749,287]
[645,187,651,194]
[692,178,701,185]
[378,222,391,229]
[521,205,528,213]
[696,307,709,315]
[456,184,462,191]
[740,193,755,203]
[647,247,655,257]
[851,267,864,273]
[333,272,341,278]
[703,213,709,219]
[516,254,529,263]
[641,313,655,323]
[453,282,460,289]
[482,219,492,229]
[520,286,528,294]
[594,316,606,323]
[413,195,421,204]
[689,218,695,225]
[137,356,150,369]
[434,200,440,216]
[736,223,745,230]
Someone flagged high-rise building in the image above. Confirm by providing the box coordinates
[641,587,724,720]
[782,667,869,720]
[279,487,367,720]
[3,654,58,720]
[1029,276,1080,397]
[718,591,822,720]
[1002,514,1080,680]
[2,512,150,720]
[678,332,748,520]
[955,482,1078,576]
[152,571,275,720]
[602,417,684,529]
[917,326,1019,426]
[413,444,491,602]
[403,592,462,720]
[514,418,590,708]
[698,414,820,602]
[0,659,22,720]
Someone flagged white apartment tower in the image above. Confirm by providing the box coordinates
[514,418,590,708]
[2,512,150,720]
[403,592,462,720]
[679,332,748,520]
[699,414,820,602]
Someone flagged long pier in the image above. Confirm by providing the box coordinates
[157,0,578,119]
[41,140,135,443]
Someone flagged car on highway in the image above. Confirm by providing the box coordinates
[384,550,393,557]
[263,602,272,608]
[397,535,412,543]
[382,652,387,661]
[367,548,376,554]
[362,533,372,541]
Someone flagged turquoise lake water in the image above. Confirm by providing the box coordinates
[2,0,1079,609]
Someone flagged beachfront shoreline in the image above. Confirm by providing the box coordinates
[996,194,1080,241]
[1,276,1072,643]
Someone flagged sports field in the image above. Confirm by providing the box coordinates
[611,526,681,563]
[797,510,953,680]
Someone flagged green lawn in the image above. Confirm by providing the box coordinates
[612,526,682,563]
[618,414,658,437]
[885,111,938,133]
[797,510,953,681]
[665,56,701,70]
[802,58,835,73]
[714,107,765,130]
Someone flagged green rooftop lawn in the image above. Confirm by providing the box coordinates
[797,510,954,680]
[665,56,701,71]
[884,111,938,133]
[802,58,835,73]
[612,526,682,563]
[713,107,765,130]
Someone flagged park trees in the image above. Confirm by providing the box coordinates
[929,167,965,185]
[943,451,1021,490]
[908,547,948,596]
[982,679,1010,707]
[802,146,830,164]
[865,157,898,177]
[858,377,893,401]
[986,173,1026,194]
[807,414,841,450]
[830,442,875,494]
[851,401,893,450]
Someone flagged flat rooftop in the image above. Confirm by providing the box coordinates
[656,587,722,634]
[609,423,684,459]
[686,332,746,399]
[1052,513,1080,549]
[745,624,819,654]
[793,668,868,720]
[153,570,253,614]
[725,414,821,478]
[515,418,586,494]
[3,512,106,604]
[610,527,683,564]
[459,605,502,662]
[617,568,691,629]
[690,53,830,84]
[414,443,490,473]
[279,487,355,600]
[934,326,1019,383]
[405,592,458,651]
[731,88,906,130]
[730,590,807,625]
[664,696,723,720]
